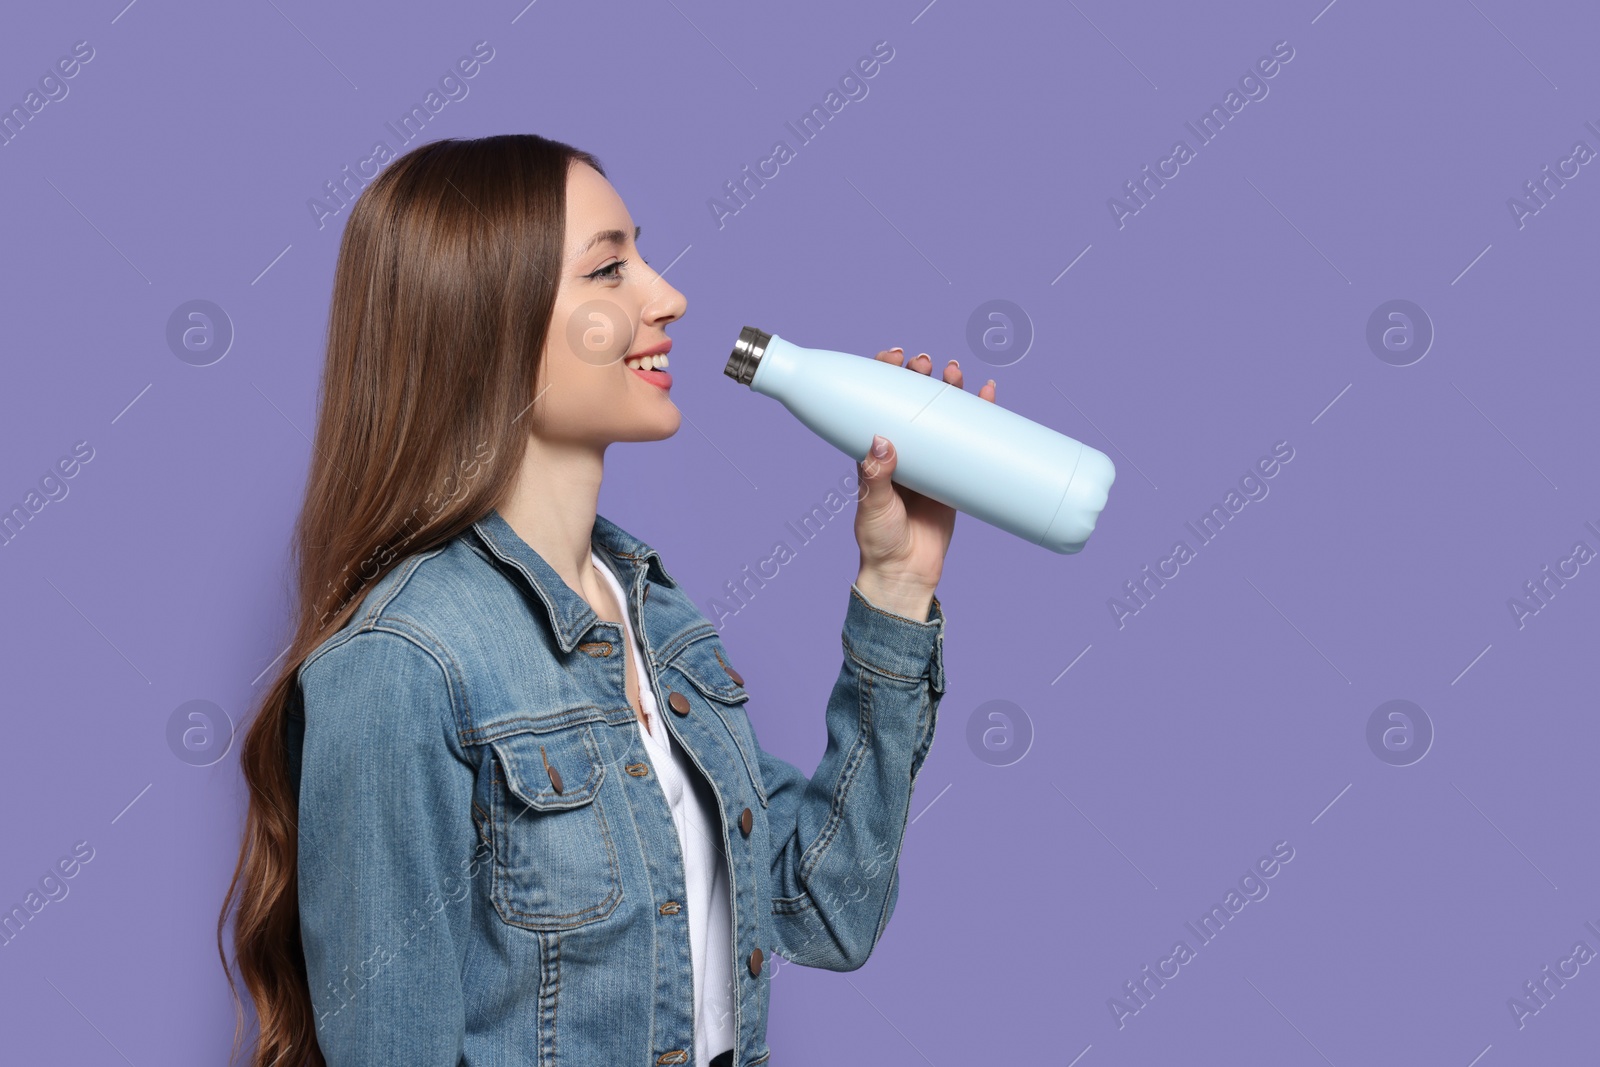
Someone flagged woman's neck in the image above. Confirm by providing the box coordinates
[496,434,606,596]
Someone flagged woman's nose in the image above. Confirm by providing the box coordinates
[642,269,687,328]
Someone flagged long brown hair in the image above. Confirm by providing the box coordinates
[218,133,604,1067]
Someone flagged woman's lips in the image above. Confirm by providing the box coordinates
[630,365,672,390]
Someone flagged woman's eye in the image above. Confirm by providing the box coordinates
[587,258,628,281]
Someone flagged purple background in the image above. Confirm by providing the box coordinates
[3,0,1597,1062]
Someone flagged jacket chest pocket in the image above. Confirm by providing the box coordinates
[487,723,624,930]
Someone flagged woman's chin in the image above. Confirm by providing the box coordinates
[651,411,682,440]
[615,410,681,443]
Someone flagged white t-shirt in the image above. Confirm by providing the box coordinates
[591,551,735,1065]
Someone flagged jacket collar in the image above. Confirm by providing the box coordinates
[469,506,679,653]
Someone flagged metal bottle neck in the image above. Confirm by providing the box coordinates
[724,326,771,386]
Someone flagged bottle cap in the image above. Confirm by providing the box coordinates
[725,326,772,386]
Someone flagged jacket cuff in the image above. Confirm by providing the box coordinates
[843,582,947,694]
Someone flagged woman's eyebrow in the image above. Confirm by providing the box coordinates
[575,225,641,259]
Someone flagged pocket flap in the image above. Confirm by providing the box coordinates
[666,637,767,807]
[490,725,605,810]
[669,637,751,705]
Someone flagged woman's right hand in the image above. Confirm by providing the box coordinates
[851,348,998,619]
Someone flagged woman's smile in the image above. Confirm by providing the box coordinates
[630,364,672,390]
[624,341,672,390]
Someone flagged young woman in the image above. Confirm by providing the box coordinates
[219,133,997,1067]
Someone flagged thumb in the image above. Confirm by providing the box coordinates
[857,434,897,511]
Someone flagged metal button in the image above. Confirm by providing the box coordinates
[740,807,752,835]
[627,762,650,776]
[539,744,563,794]
[748,947,763,977]
[716,647,744,686]
[668,691,690,716]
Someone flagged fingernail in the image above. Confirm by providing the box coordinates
[949,359,960,368]
[889,347,904,354]
[986,379,995,389]
[871,434,890,459]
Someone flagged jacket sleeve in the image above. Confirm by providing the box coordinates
[757,582,946,971]
[296,627,480,1066]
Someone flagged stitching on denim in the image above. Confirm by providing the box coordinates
[401,615,472,723]
[297,556,434,674]
[840,629,931,685]
[619,740,661,1064]
[463,535,496,568]
[870,864,900,948]
[472,525,587,650]
[340,614,470,748]
[798,668,873,885]
[672,660,749,707]
[771,893,816,916]
[537,929,558,1067]
[654,624,719,669]
[303,545,481,741]
[914,684,939,770]
[668,664,767,807]
[490,748,505,923]
[472,800,492,852]
[492,727,624,928]
[494,728,606,806]
[461,705,619,744]
[358,547,445,626]
[849,583,944,629]
[299,624,471,781]
[496,840,621,924]
[868,740,913,950]
[590,752,623,905]
[604,543,682,588]
[716,702,770,809]
[843,586,946,682]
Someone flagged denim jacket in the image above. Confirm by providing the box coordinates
[289,507,947,1066]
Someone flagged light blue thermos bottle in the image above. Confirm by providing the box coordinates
[724,327,1116,554]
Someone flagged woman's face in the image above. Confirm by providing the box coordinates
[534,162,687,447]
